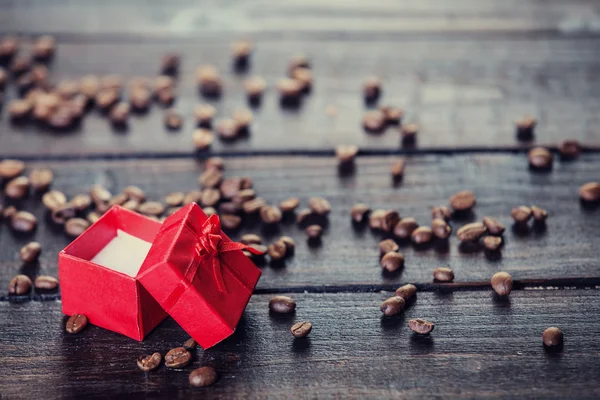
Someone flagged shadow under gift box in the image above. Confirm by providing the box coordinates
[59,203,262,348]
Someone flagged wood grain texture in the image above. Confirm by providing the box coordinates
[1,154,599,296]
[1,290,600,399]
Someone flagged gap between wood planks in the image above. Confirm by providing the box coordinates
[3,277,600,302]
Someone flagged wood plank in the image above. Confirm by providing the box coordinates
[1,290,599,399]
[1,154,599,295]
[1,38,600,156]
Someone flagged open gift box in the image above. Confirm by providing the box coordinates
[58,203,262,348]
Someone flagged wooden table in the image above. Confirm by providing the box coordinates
[1,1,600,398]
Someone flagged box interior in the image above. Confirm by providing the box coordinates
[91,229,152,277]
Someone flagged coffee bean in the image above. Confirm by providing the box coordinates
[107,102,129,126]
[579,182,600,202]
[57,79,79,100]
[491,272,512,296]
[28,168,53,191]
[380,296,405,317]
[161,53,180,75]
[164,347,192,369]
[381,210,400,233]
[259,205,282,225]
[482,216,505,236]
[411,226,433,245]
[32,35,56,60]
[233,108,253,132]
[0,159,25,180]
[395,284,417,300]
[380,106,404,124]
[244,76,266,101]
[8,99,32,120]
[138,201,166,217]
[197,65,222,97]
[483,236,503,251]
[530,205,548,222]
[5,176,30,199]
[194,104,216,127]
[87,212,101,224]
[52,204,77,225]
[308,197,331,216]
[0,35,18,59]
[401,123,419,143]
[393,217,419,240]
[49,106,75,130]
[456,222,487,242]
[137,353,162,372]
[380,251,404,272]
[291,321,312,338]
[203,207,217,216]
[280,197,300,213]
[220,214,242,230]
[183,190,203,206]
[247,244,268,256]
[433,267,454,282]
[288,53,310,72]
[122,186,145,202]
[183,338,198,351]
[239,176,253,189]
[153,74,174,94]
[11,54,31,75]
[189,366,218,387]
[431,218,452,239]
[4,205,17,220]
[20,241,41,263]
[96,89,120,113]
[269,295,296,314]
[336,145,358,165]
[280,236,295,253]
[559,140,581,160]
[291,67,312,92]
[164,109,183,130]
[80,75,100,99]
[241,233,262,245]
[363,76,381,102]
[129,87,152,113]
[34,275,59,290]
[102,75,123,92]
[65,314,88,334]
[408,319,434,335]
[296,208,313,226]
[362,110,386,132]
[11,211,37,232]
[542,327,563,347]
[198,168,223,188]
[164,192,184,207]
[366,208,385,229]
[515,115,536,140]
[277,78,303,102]
[391,159,406,180]
[528,147,553,170]
[122,199,140,212]
[449,190,476,211]
[90,185,111,211]
[511,206,532,224]
[379,239,399,254]
[65,218,91,237]
[350,203,370,224]
[242,197,266,214]
[268,240,287,261]
[219,202,240,215]
[306,224,323,239]
[219,178,241,199]
[108,193,128,207]
[8,274,32,295]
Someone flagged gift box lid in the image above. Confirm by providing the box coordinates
[137,203,262,345]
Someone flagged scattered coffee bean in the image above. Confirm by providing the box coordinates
[102,74,123,91]
[368,209,386,230]
[4,205,17,219]
[161,53,180,75]
[33,35,56,60]
[240,177,253,189]
[215,118,240,141]
[456,222,487,242]
[244,76,266,101]
[280,197,300,213]
[80,75,100,99]
[48,106,75,130]
[8,99,32,120]
[233,108,253,131]
[183,338,198,351]
[336,144,359,165]
[296,208,313,226]
[278,78,303,103]
[411,226,433,245]
[8,274,32,295]
[515,115,536,139]
[408,318,434,335]
[542,327,563,347]
[137,353,162,372]
[28,168,53,191]
[433,267,454,282]
[0,35,18,59]
[194,104,216,127]
[221,214,242,230]
[241,234,262,245]
[5,176,30,199]
[391,159,406,180]
[351,203,371,224]
[90,185,111,210]
[247,244,268,256]
[11,211,37,232]
[362,110,386,132]
[528,147,553,170]
[108,102,129,126]
[280,236,295,253]
[201,189,221,207]
[242,197,266,214]
[111,193,131,208]
[395,284,417,300]
[291,321,312,338]
[579,182,600,202]
[268,240,287,261]
[65,314,88,334]
[431,218,452,239]
[219,202,240,215]
[308,197,331,216]
[164,347,192,369]
[203,207,217,216]
[0,159,25,180]
[381,210,400,233]
[87,211,101,224]
[197,65,222,97]
[558,140,581,160]
[363,76,381,102]
[482,216,505,236]
[380,106,404,124]
[65,218,90,237]
[483,235,503,251]
[379,239,399,254]
[11,54,31,75]
[198,168,223,189]
[52,204,77,225]
[269,295,296,314]
[192,128,214,151]
[511,206,533,224]
[260,205,282,224]
[20,241,41,263]
[123,185,146,202]
[306,224,323,239]
[380,296,405,317]
[189,366,218,387]
[219,178,242,199]
[291,67,312,92]
[530,205,548,222]
[491,272,512,296]
[380,251,404,272]
[164,109,183,130]
[129,87,152,112]
[401,123,419,143]
[449,190,476,211]
[393,217,419,240]
[57,79,79,100]
[34,275,59,290]
[96,89,120,112]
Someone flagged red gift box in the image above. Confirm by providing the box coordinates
[59,203,262,348]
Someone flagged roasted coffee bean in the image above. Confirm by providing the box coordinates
[201,188,221,207]
[197,65,222,97]
[260,205,282,224]
[241,234,262,245]
[161,52,180,75]
[122,199,139,211]
[65,314,88,334]
[90,185,111,210]
[511,206,532,224]
[137,353,162,372]
[456,222,487,242]
[559,140,581,160]
[164,109,183,130]
[221,214,242,230]
[381,210,400,233]
[153,75,174,94]
[183,338,198,351]
[528,147,553,170]
[306,224,323,239]
[395,284,417,300]
[28,168,53,191]
[542,327,563,347]
[156,87,176,106]
[244,76,266,101]
[433,267,454,282]
[268,240,287,261]
[247,244,268,256]
[449,190,476,211]
[219,178,241,199]
[380,251,404,272]
[8,274,32,295]
[189,367,218,387]
[194,104,216,127]
[408,319,434,335]
[32,35,56,60]
[183,190,203,206]
[87,211,101,224]
[164,192,185,207]
[336,144,359,165]
[80,75,100,99]
[269,295,296,314]
[288,53,310,72]
[11,54,31,75]
[391,159,406,180]
[138,201,164,217]
[483,236,503,251]
[296,208,313,226]
[65,218,91,237]
[48,106,74,130]
[203,157,225,171]
[351,203,371,223]
[129,86,152,112]
[280,236,295,253]
[401,123,419,143]
[380,296,405,317]
[291,321,312,338]
[243,197,266,214]
[491,272,512,296]
[123,185,146,202]
[57,79,79,100]
[291,67,312,92]
[96,88,120,111]
[515,115,536,139]
[108,193,129,207]
[8,99,33,120]
[0,159,25,180]
[11,211,37,232]
[280,197,300,213]
[380,105,404,124]
[4,205,17,220]
[369,209,386,229]
[0,35,19,59]
[16,72,35,94]
[362,110,386,132]
[233,108,253,131]
[219,202,240,215]
[109,102,129,125]
[164,347,192,369]
[52,204,77,225]
[482,216,505,236]
[393,217,418,240]
[277,78,303,102]
[379,239,399,254]
[20,241,41,263]
[215,118,239,140]
[198,168,223,188]
[579,182,600,202]
[411,226,433,245]
[363,76,381,102]
[34,275,59,290]
[531,205,548,222]
[203,207,217,216]
[5,176,30,199]
[431,218,451,239]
